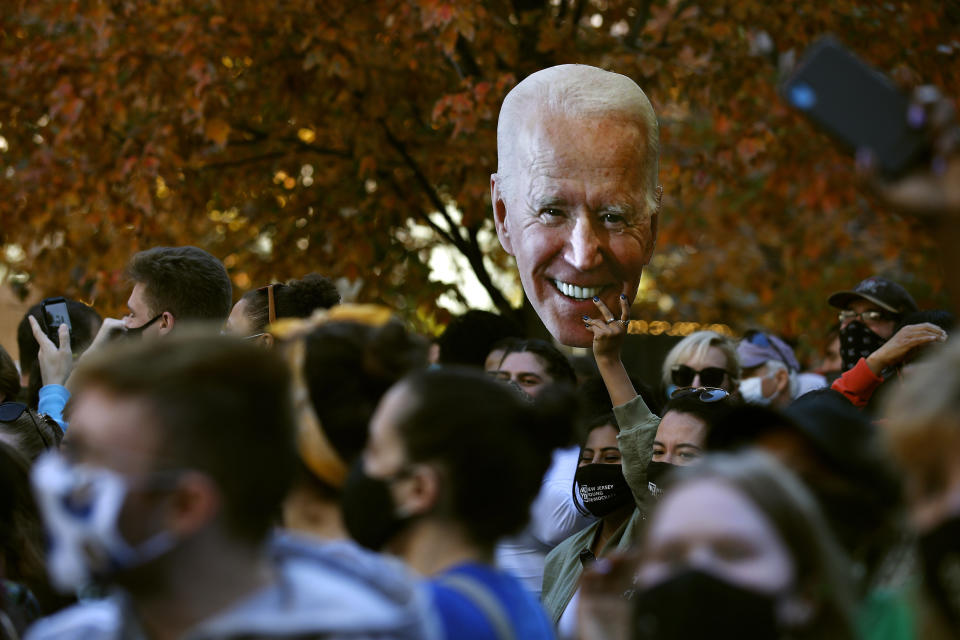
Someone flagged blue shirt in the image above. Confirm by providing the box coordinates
[428,563,555,640]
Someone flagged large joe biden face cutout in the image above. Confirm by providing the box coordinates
[491,65,659,347]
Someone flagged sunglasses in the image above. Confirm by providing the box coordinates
[742,330,795,372]
[837,309,889,325]
[0,401,52,449]
[669,387,730,403]
[671,364,729,388]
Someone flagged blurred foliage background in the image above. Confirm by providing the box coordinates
[0,0,957,361]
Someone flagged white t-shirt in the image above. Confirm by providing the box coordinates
[494,446,595,597]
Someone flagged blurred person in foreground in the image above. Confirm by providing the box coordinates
[491,64,660,348]
[628,451,858,639]
[224,273,341,345]
[707,391,910,640]
[342,368,567,639]
[272,305,428,541]
[26,330,435,640]
[0,441,68,635]
[737,330,825,409]
[883,338,960,637]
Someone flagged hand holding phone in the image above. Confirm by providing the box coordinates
[40,297,72,348]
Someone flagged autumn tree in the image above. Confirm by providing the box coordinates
[0,0,956,342]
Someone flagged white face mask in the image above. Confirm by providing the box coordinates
[31,452,177,592]
[739,375,775,406]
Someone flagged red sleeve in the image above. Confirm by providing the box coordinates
[830,358,884,408]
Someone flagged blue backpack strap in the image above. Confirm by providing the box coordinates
[436,573,517,640]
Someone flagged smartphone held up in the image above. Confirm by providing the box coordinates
[781,36,931,177]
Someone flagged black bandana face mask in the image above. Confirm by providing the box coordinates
[632,569,780,640]
[340,460,412,551]
[575,463,633,518]
[645,461,678,499]
[839,321,886,372]
[918,512,960,629]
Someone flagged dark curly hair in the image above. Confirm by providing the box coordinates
[391,367,575,549]
[241,273,340,334]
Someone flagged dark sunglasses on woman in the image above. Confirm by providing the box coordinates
[670,364,729,389]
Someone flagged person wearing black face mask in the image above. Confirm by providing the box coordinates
[826,276,947,413]
[631,452,858,640]
[342,368,570,640]
[541,414,638,637]
[884,339,960,638]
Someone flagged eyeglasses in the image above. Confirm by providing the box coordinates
[671,364,729,388]
[0,401,52,449]
[743,330,795,372]
[669,387,730,403]
[838,309,890,325]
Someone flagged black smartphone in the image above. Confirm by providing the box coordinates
[781,36,929,176]
[40,297,72,347]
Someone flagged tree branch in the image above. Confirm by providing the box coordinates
[379,120,464,244]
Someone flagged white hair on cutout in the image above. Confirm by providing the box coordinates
[496,64,660,214]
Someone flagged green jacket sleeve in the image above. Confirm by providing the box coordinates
[613,394,660,507]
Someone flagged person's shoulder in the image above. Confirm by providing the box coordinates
[430,564,554,640]
[200,532,440,639]
[24,598,123,640]
[270,532,421,603]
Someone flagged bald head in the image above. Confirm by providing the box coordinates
[490,64,661,347]
[496,64,659,212]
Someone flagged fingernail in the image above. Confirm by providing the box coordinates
[592,296,599,302]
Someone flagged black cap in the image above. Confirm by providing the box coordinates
[708,390,900,502]
[828,277,918,315]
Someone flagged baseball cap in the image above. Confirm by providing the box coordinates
[827,277,918,315]
[738,331,800,371]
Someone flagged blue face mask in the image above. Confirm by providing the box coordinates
[31,452,179,591]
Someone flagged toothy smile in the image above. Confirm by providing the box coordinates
[553,280,606,300]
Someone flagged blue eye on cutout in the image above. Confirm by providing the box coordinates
[789,83,817,110]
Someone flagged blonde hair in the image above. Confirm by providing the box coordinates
[645,451,858,640]
[496,64,659,214]
[661,330,741,389]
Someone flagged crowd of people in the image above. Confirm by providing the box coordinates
[0,62,958,640]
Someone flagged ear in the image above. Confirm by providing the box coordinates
[396,465,441,517]
[773,367,790,395]
[491,173,514,256]
[166,472,221,537]
[158,311,176,336]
